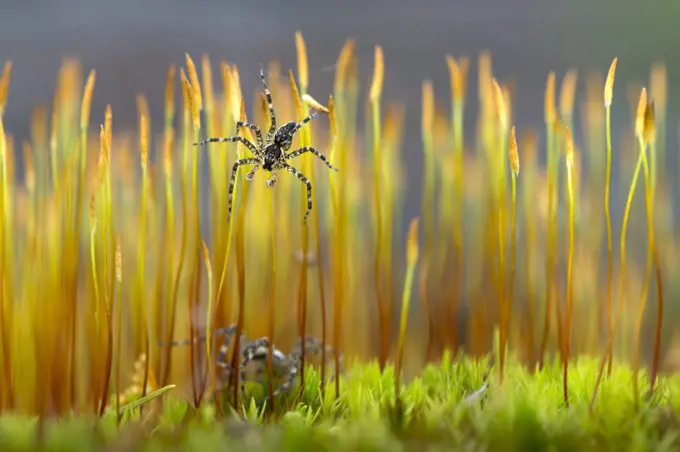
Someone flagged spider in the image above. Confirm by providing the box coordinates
[238,335,341,400]
[193,65,338,224]
[159,325,341,402]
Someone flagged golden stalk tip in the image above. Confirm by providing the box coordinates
[301,94,329,113]
[559,69,578,118]
[184,53,203,111]
[407,217,420,264]
[295,31,309,90]
[80,70,96,130]
[369,45,384,102]
[0,61,12,113]
[635,87,647,139]
[492,78,508,131]
[643,101,656,146]
[604,57,618,107]
[509,126,520,176]
[545,71,556,125]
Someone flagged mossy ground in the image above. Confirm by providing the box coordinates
[1,354,680,451]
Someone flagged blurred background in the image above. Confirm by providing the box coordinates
[2,0,680,174]
[1,0,680,373]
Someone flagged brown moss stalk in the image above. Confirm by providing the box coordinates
[0,61,11,117]
[0,114,10,410]
[446,55,468,355]
[539,71,557,369]
[632,102,663,404]
[160,66,178,387]
[563,126,576,406]
[114,234,123,427]
[492,79,509,382]
[369,45,387,369]
[230,95,252,412]
[288,69,312,394]
[603,57,617,377]
[172,71,195,405]
[591,88,648,411]
[394,218,420,406]
[327,95,342,399]
[641,104,663,395]
[420,80,435,360]
[520,130,538,363]
[136,101,151,412]
[507,126,519,380]
[266,180,277,413]
[297,32,331,390]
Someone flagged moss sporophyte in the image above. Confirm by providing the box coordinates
[0,34,678,449]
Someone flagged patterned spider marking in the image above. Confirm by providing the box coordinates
[193,65,338,224]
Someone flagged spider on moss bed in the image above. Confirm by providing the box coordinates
[193,65,338,224]
[159,325,341,401]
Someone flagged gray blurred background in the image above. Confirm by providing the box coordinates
[2,0,679,163]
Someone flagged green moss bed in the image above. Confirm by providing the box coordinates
[1,353,679,451]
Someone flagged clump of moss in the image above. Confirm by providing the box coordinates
[1,356,680,450]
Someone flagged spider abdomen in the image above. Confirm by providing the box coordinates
[262,143,283,171]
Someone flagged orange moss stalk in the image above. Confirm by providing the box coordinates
[137,101,151,411]
[445,55,468,354]
[327,95,342,399]
[288,67,311,394]
[420,80,435,360]
[395,218,420,404]
[210,64,247,411]
[0,61,11,117]
[368,45,388,369]
[559,70,577,131]
[539,71,557,369]
[302,92,332,389]
[649,65,665,203]
[200,241,215,396]
[521,130,538,363]
[174,71,195,405]
[492,79,509,382]
[0,63,11,409]
[98,110,115,417]
[79,70,98,411]
[563,126,576,406]
[0,113,10,410]
[507,126,519,381]
[185,53,206,404]
[297,32,331,389]
[160,64,177,388]
[632,102,663,405]
[114,234,123,427]
[603,57,617,377]
[266,179,277,412]
[232,96,252,412]
[591,88,648,411]
[644,105,664,395]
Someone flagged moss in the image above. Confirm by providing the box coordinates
[0,356,678,450]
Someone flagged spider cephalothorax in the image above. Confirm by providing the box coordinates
[194,65,338,223]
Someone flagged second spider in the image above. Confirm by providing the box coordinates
[194,65,338,223]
